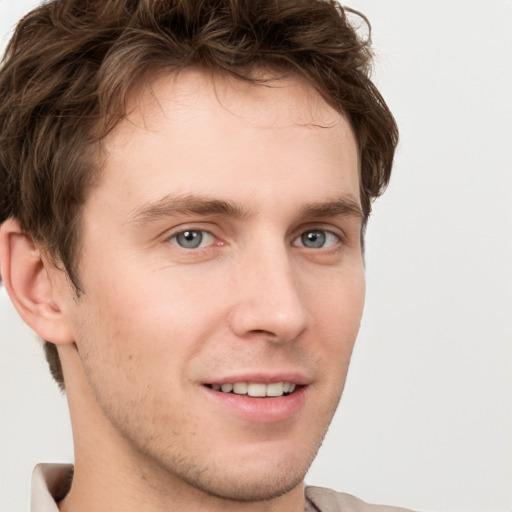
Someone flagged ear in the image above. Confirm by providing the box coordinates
[0,218,75,345]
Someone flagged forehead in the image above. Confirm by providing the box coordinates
[89,68,360,220]
[117,68,347,135]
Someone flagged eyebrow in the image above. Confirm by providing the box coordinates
[128,193,250,226]
[127,193,362,227]
[298,197,363,221]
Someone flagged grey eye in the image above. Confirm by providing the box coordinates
[301,230,326,248]
[171,230,213,249]
[296,230,339,249]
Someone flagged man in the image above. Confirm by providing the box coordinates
[0,0,407,511]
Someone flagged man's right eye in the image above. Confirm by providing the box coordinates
[169,230,215,249]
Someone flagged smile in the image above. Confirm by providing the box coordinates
[206,382,297,397]
[202,379,308,423]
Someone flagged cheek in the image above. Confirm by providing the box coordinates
[74,268,222,382]
[309,263,365,328]
[308,267,365,370]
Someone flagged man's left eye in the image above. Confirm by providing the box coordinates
[294,229,339,249]
[170,230,215,249]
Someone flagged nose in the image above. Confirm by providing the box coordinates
[228,243,309,343]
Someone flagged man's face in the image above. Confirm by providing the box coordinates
[61,70,364,501]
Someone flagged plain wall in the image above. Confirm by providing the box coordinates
[1,1,511,511]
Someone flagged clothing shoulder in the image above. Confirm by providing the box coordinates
[31,463,73,512]
[305,486,418,512]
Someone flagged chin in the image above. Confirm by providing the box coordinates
[154,431,326,503]
[178,462,308,503]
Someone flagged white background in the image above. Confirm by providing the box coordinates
[0,1,511,511]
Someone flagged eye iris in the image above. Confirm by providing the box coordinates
[302,230,326,248]
[176,230,203,248]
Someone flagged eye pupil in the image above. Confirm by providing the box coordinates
[301,231,326,248]
[176,230,203,249]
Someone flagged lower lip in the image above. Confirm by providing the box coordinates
[202,385,308,424]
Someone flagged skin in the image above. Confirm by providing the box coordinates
[0,69,364,512]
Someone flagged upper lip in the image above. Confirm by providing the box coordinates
[202,371,312,386]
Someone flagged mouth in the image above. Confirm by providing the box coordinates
[201,378,309,423]
[205,382,298,398]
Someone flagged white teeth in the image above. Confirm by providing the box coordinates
[266,382,284,397]
[233,382,248,394]
[247,383,267,397]
[212,382,297,397]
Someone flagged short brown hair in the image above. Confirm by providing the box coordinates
[0,0,398,389]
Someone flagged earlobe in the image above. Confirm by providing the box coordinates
[0,218,75,345]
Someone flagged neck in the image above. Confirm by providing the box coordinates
[59,468,306,512]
